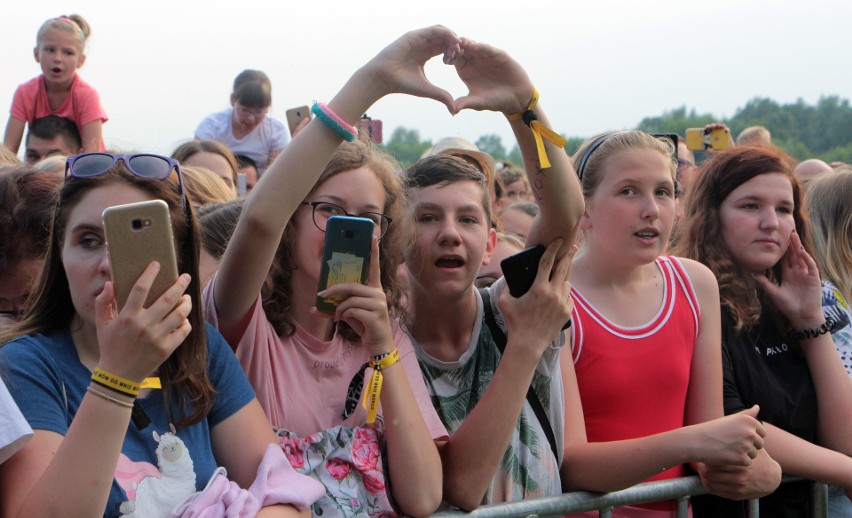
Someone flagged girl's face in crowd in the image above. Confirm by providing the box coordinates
[231,101,268,134]
[719,172,795,273]
[503,179,529,202]
[183,152,236,195]
[292,167,387,287]
[581,148,676,264]
[62,182,155,326]
[406,180,495,297]
[35,27,85,85]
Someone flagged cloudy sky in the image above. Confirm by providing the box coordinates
[3,0,849,156]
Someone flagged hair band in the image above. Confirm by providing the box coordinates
[55,17,86,42]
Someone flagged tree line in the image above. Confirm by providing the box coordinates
[381,95,852,168]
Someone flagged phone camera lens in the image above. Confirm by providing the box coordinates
[345,230,355,238]
[132,219,143,230]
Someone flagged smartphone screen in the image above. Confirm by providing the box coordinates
[102,200,179,311]
[316,216,374,313]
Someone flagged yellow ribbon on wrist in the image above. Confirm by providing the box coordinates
[92,368,161,397]
[362,348,400,424]
[506,88,567,170]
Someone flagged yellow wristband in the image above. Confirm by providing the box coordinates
[362,349,400,424]
[506,88,567,169]
[92,368,142,397]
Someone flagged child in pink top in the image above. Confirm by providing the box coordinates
[4,15,107,154]
[204,27,471,517]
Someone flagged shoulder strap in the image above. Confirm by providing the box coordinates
[479,288,559,464]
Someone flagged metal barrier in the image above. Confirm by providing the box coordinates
[433,475,828,518]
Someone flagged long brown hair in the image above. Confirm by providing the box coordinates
[0,162,214,426]
[672,146,812,331]
[263,139,410,341]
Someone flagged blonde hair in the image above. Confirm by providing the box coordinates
[182,165,236,206]
[736,125,771,147]
[36,14,90,49]
[805,171,852,306]
[572,131,676,198]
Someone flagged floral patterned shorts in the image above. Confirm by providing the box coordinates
[277,425,397,517]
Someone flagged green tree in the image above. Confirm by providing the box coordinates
[381,127,431,168]
[475,134,507,161]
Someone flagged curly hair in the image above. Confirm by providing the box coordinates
[262,139,410,341]
[672,146,812,331]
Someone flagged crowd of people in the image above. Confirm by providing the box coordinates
[1,16,851,518]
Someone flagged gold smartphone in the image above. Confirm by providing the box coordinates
[285,105,311,136]
[102,200,179,311]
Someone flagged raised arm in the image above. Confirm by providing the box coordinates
[213,26,461,337]
[453,39,583,254]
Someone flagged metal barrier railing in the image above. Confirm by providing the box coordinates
[433,475,828,518]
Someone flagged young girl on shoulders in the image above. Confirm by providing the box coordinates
[204,27,467,517]
[194,70,289,174]
[675,146,852,517]
[4,15,107,154]
[560,131,781,516]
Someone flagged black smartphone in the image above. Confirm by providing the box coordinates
[316,216,374,313]
[500,244,546,298]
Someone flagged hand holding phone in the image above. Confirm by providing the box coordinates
[499,242,572,330]
[316,216,374,313]
[102,200,179,311]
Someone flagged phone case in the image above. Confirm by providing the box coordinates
[685,127,732,151]
[285,105,311,136]
[500,244,546,298]
[102,200,179,311]
[316,216,374,313]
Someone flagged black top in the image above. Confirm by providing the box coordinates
[693,309,817,518]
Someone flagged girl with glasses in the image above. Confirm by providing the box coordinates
[203,27,468,517]
[194,69,289,174]
[0,153,321,517]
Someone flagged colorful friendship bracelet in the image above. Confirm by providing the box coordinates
[507,88,566,170]
[362,348,401,424]
[87,385,134,409]
[311,102,358,142]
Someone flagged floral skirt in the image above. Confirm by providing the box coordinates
[277,425,397,517]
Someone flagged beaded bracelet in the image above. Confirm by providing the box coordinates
[789,317,837,341]
[311,102,358,142]
[87,385,134,409]
[506,88,566,170]
[362,349,400,424]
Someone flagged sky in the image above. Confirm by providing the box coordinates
[3,0,850,157]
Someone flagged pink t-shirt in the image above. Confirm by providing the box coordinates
[204,276,447,439]
[10,75,107,149]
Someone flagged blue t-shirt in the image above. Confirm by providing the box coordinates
[0,323,255,517]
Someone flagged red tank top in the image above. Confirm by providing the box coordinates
[571,256,699,483]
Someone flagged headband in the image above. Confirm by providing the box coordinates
[575,131,627,180]
[55,17,86,42]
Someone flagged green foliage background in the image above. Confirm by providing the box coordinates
[381,96,852,168]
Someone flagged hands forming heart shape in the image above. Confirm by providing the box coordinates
[365,25,536,117]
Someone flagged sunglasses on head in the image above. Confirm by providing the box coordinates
[65,153,188,212]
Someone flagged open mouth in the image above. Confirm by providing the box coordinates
[435,256,465,268]
[635,230,658,239]
[51,67,62,74]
